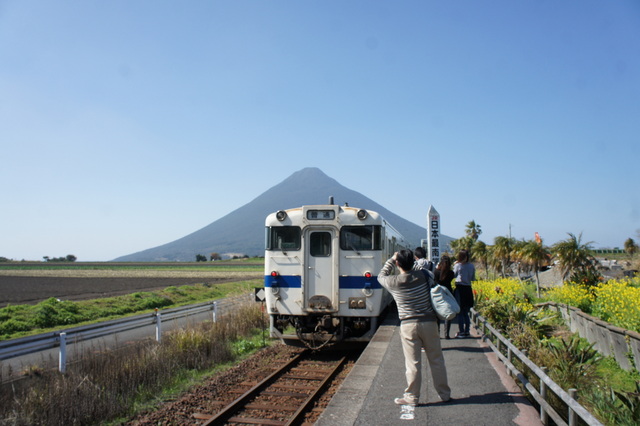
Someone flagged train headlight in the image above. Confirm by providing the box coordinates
[276,210,287,221]
[362,271,373,296]
[357,209,367,220]
[349,297,366,309]
[270,271,280,294]
[362,282,373,297]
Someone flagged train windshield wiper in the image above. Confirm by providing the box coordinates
[348,241,361,256]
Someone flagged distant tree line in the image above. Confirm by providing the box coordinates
[43,255,77,262]
[195,253,252,262]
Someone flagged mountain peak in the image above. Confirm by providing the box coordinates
[282,167,335,186]
[291,167,325,177]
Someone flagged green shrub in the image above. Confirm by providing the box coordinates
[614,381,640,424]
[32,298,86,328]
[233,337,259,356]
[0,318,31,336]
[165,286,184,295]
[544,335,602,389]
[135,294,174,310]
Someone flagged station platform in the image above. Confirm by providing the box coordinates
[316,308,542,425]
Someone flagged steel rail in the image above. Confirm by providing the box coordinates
[201,351,348,426]
[202,351,307,425]
[285,355,347,426]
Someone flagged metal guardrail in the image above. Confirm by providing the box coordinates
[0,295,251,374]
[471,309,603,426]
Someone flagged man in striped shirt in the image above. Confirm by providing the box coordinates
[378,249,452,406]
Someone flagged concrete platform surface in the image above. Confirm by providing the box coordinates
[316,310,541,425]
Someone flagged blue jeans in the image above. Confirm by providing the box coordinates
[457,305,471,334]
[454,288,471,334]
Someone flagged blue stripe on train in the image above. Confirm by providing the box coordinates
[264,275,382,289]
[264,275,302,288]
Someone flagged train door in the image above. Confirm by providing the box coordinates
[303,228,338,312]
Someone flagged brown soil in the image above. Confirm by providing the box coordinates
[0,275,258,307]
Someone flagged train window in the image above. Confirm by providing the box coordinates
[340,225,382,251]
[265,226,301,250]
[310,231,331,257]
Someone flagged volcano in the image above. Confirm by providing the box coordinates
[113,167,452,261]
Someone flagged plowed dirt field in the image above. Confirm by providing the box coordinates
[0,270,262,307]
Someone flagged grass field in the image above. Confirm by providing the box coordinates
[0,258,264,272]
[0,260,266,339]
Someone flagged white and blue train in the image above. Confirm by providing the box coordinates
[264,199,409,349]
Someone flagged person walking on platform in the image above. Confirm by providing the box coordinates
[453,249,476,338]
[434,254,455,339]
[378,249,452,406]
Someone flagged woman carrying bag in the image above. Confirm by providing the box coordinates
[434,255,455,339]
[453,250,475,338]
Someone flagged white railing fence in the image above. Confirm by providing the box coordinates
[471,309,603,426]
[0,293,253,376]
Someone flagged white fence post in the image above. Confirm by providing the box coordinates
[58,332,67,374]
[155,309,162,342]
[569,389,577,426]
[507,339,513,378]
[213,301,218,323]
[540,367,548,424]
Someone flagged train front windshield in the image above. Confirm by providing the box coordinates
[265,226,301,251]
[340,225,382,251]
[266,224,382,252]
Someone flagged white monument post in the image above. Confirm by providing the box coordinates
[427,205,441,265]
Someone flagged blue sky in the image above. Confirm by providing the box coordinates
[1,1,639,261]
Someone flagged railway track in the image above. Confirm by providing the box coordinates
[196,349,355,425]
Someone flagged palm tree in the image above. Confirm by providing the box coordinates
[465,220,482,242]
[520,239,551,297]
[472,240,490,279]
[511,239,528,281]
[551,233,596,283]
[450,236,474,255]
[487,245,501,276]
[449,238,462,255]
[492,236,514,278]
[624,238,638,257]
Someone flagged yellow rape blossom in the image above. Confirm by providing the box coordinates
[592,278,640,332]
[473,278,531,307]
[472,275,640,333]
[544,283,595,313]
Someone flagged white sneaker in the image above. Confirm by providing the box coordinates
[394,397,416,406]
